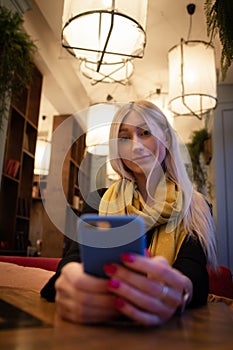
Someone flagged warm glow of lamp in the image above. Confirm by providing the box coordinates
[34,139,51,175]
[106,157,120,181]
[80,59,134,84]
[85,103,119,155]
[146,91,174,126]
[62,0,147,82]
[168,39,217,118]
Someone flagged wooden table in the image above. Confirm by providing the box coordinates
[0,286,233,350]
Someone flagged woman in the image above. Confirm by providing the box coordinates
[41,100,217,326]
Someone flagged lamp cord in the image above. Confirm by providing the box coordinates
[187,13,192,41]
[186,3,196,41]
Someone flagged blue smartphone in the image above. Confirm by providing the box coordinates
[78,214,146,278]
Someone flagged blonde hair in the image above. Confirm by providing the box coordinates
[109,100,217,267]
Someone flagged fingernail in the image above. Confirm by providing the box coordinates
[145,248,152,257]
[108,279,120,289]
[115,298,125,308]
[104,264,117,275]
[121,253,135,263]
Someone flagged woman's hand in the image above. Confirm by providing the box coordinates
[104,254,193,326]
[55,262,121,324]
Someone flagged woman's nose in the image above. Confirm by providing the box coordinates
[131,135,144,152]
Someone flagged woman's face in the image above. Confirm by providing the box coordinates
[118,110,167,178]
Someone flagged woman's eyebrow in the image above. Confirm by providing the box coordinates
[136,122,149,129]
[119,126,129,132]
[119,122,148,132]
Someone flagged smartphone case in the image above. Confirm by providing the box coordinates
[78,214,146,278]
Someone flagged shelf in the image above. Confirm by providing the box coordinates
[0,177,18,247]
[16,215,30,221]
[11,84,28,116]
[32,175,47,200]
[20,154,34,198]
[71,134,86,164]
[0,64,42,253]
[2,173,20,183]
[32,196,43,201]
[22,149,35,159]
[6,108,24,161]
[40,114,88,256]
[23,122,37,155]
[27,66,43,126]
[0,250,27,256]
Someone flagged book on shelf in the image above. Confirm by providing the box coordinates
[4,159,20,178]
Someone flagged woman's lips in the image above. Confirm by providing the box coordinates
[132,154,153,162]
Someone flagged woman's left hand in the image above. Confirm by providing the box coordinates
[104,254,193,326]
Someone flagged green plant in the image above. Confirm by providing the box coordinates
[0,6,36,129]
[204,0,233,80]
[187,128,210,192]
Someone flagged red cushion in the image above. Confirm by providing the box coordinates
[0,256,61,271]
[208,265,233,299]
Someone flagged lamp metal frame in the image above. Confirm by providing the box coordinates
[80,59,134,85]
[61,9,146,72]
[168,38,218,119]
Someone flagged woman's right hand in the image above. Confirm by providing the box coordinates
[55,262,120,324]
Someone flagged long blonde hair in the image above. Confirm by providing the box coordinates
[108,100,217,267]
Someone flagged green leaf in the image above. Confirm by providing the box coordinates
[204,0,233,80]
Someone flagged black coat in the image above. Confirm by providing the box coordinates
[41,188,209,307]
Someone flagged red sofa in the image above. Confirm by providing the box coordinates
[0,256,61,272]
[0,256,232,299]
[208,265,233,299]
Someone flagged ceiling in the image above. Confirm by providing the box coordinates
[23,0,233,117]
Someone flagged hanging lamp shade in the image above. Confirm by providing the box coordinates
[168,39,217,118]
[85,103,119,155]
[80,59,134,84]
[62,0,147,72]
[106,157,120,181]
[34,139,51,175]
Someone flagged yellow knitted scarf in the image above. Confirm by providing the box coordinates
[99,174,187,265]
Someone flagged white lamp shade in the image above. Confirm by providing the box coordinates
[147,94,174,126]
[80,59,134,83]
[85,103,119,155]
[34,139,51,175]
[106,157,120,180]
[62,0,147,63]
[168,40,217,116]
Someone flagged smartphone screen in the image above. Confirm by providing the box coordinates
[78,214,146,278]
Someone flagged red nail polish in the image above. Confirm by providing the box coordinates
[121,253,135,263]
[108,279,120,289]
[145,248,152,257]
[104,264,117,275]
[115,298,125,308]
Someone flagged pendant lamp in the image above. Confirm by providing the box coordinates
[85,103,119,155]
[168,4,217,119]
[62,0,147,82]
[34,138,51,175]
[80,59,134,85]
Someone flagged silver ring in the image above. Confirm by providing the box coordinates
[160,285,169,300]
[180,289,190,313]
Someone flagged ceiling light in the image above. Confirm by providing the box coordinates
[146,89,174,126]
[62,0,147,82]
[85,103,120,155]
[80,59,134,85]
[106,157,120,181]
[168,4,217,119]
[34,138,51,176]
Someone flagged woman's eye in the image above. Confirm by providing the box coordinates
[140,129,151,137]
[118,136,130,142]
